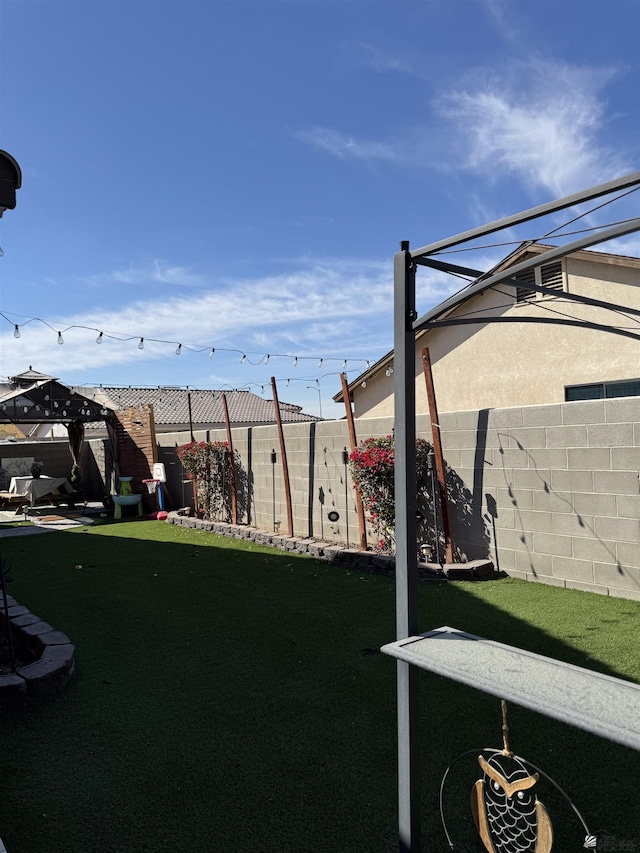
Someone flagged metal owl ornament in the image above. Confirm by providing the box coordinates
[471,751,552,853]
[439,701,594,852]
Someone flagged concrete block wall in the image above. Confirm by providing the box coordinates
[157,399,639,600]
[440,399,640,601]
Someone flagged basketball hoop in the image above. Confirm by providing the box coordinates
[142,479,159,494]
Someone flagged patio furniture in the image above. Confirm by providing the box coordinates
[0,491,29,513]
[9,475,73,507]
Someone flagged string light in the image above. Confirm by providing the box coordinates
[1,311,373,372]
[343,359,347,369]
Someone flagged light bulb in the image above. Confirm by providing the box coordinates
[361,381,367,388]
[366,361,370,369]
[96,332,103,344]
[175,343,182,355]
[343,359,347,369]
[13,325,20,339]
[239,354,246,363]
[264,354,270,364]
[138,338,144,350]
[293,357,298,367]
[209,348,215,359]
[286,379,290,386]
[57,331,64,345]
[318,358,323,367]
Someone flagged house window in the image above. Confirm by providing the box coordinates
[514,260,565,302]
[565,379,640,402]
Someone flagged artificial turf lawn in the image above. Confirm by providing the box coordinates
[0,520,638,852]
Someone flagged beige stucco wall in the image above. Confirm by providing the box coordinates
[353,255,640,418]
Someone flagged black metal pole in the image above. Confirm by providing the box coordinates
[394,241,421,852]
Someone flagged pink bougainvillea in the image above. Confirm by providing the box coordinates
[177,440,233,520]
[348,435,433,553]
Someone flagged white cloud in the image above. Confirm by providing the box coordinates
[0,254,473,387]
[295,127,399,162]
[84,259,205,288]
[436,59,631,197]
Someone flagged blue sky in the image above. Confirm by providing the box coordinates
[0,0,638,419]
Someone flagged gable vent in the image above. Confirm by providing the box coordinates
[540,261,563,291]
[514,267,536,302]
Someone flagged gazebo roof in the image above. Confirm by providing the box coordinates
[0,368,114,424]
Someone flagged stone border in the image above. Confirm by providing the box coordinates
[0,596,75,702]
[166,510,495,581]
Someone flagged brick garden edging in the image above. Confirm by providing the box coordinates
[0,596,75,702]
[166,510,495,581]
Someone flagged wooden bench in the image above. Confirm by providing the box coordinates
[0,492,29,513]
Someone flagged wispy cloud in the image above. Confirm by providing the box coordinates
[436,59,631,197]
[84,259,205,288]
[481,0,523,47]
[0,255,467,384]
[295,127,399,162]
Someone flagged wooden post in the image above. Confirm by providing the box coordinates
[421,347,454,563]
[271,377,294,538]
[221,393,238,525]
[340,372,368,552]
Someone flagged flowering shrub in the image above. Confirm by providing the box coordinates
[349,435,433,553]
[177,440,234,520]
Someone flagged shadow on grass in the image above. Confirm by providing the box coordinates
[0,521,637,852]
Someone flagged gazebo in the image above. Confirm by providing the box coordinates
[0,368,114,491]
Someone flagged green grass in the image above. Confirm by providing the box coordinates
[0,520,638,852]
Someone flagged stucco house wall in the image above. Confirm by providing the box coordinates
[347,248,640,418]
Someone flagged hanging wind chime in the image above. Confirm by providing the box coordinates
[439,700,596,852]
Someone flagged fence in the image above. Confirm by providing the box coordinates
[151,396,639,601]
[3,394,637,600]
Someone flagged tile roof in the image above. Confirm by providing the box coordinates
[76,387,319,427]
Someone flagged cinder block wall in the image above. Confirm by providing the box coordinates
[157,398,639,600]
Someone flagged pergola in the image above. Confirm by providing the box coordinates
[385,172,640,852]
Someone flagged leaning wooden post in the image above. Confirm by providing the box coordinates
[221,393,238,525]
[421,347,454,564]
[340,372,367,552]
[271,377,294,538]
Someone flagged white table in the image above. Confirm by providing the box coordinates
[10,475,72,506]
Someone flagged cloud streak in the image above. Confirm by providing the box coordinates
[295,127,399,162]
[0,255,466,386]
[84,259,206,288]
[297,46,633,204]
[436,59,630,197]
